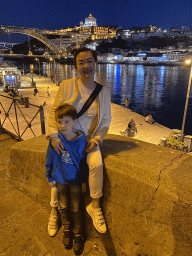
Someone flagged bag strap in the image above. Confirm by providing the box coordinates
[77,82,103,119]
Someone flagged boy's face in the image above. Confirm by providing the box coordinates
[57,116,76,136]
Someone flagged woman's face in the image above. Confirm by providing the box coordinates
[76,51,96,81]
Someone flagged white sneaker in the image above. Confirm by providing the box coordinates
[48,214,59,237]
[86,203,107,233]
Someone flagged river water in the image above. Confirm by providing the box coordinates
[16,61,192,135]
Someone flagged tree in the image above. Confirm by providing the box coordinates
[110,37,128,49]
[143,37,167,49]
[97,41,111,52]
[12,38,46,55]
[12,42,29,54]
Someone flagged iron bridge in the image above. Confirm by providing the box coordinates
[0,26,61,56]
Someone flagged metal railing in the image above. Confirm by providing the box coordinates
[0,94,46,140]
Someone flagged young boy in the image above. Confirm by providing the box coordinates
[45,104,88,255]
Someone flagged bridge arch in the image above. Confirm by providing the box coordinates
[0,27,62,56]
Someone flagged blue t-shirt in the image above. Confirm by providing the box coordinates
[45,131,88,185]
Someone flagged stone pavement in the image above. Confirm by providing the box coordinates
[0,76,172,256]
[108,104,171,146]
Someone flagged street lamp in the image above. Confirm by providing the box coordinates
[181,59,192,141]
[50,57,56,81]
[35,58,41,78]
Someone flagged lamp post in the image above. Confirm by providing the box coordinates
[50,57,56,82]
[35,58,41,78]
[181,60,192,141]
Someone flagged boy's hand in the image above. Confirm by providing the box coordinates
[50,181,56,188]
[51,137,65,155]
[82,183,87,193]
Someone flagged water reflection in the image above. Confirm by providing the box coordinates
[41,62,77,81]
[94,64,191,134]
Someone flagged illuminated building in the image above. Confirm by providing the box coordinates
[45,14,116,51]
[79,14,116,40]
[0,63,21,88]
[80,14,97,27]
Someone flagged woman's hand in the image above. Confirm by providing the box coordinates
[84,140,97,153]
[50,137,65,155]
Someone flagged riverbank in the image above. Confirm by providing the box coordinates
[1,55,186,67]
[98,60,183,66]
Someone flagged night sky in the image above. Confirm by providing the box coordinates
[1,0,192,42]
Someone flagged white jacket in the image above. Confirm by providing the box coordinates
[47,78,111,144]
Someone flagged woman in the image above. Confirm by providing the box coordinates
[46,47,111,236]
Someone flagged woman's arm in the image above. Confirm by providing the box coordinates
[92,87,112,144]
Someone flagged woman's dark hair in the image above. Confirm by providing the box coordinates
[55,104,77,121]
[73,47,97,69]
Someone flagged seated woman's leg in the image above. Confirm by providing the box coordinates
[86,146,107,233]
[50,186,58,208]
[86,145,103,200]
[48,187,59,237]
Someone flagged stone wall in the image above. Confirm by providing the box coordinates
[7,134,192,256]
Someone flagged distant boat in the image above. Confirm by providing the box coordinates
[0,62,21,88]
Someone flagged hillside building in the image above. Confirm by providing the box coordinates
[79,14,116,40]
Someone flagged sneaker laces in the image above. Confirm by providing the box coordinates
[96,209,105,226]
[48,215,58,228]
[63,230,71,237]
[74,234,82,242]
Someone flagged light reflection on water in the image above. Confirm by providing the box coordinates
[94,64,192,135]
[21,62,192,135]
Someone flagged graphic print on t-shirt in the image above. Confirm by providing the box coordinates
[61,151,73,165]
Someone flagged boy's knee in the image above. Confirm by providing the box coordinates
[71,203,80,213]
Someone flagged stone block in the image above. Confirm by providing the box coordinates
[7,134,192,256]
[184,135,192,152]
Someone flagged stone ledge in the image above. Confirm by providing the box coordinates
[7,134,192,256]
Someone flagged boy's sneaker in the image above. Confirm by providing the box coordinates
[48,214,59,237]
[73,234,84,255]
[86,203,107,233]
[63,229,73,250]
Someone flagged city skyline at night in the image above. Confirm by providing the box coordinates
[1,0,192,33]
